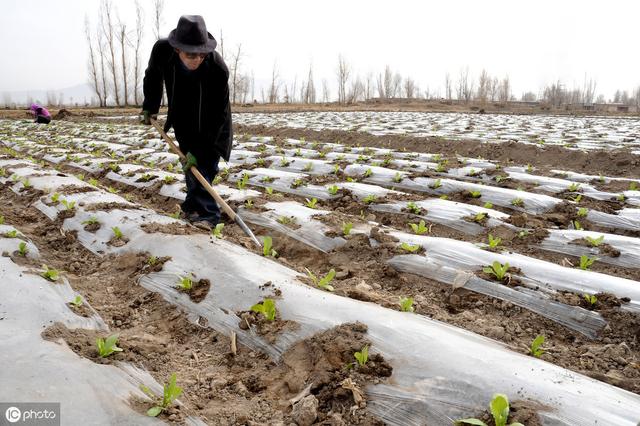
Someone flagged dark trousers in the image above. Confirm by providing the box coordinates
[35,115,51,124]
[181,155,221,224]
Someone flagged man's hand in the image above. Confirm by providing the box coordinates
[140,110,157,125]
[182,152,198,172]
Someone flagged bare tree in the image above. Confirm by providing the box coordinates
[347,76,365,103]
[489,77,499,102]
[498,75,511,103]
[303,63,316,104]
[152,0,164,40]
[268,61,280,103]
[116,16,129,106]
[131,1,144,105]
[46,91,57,107]
[444,72,452,100]
[521,91,537,102]
[101,0,120,106]
[582,75,597,105]
[376,72,386,98]
[1,92,11,108]
[456,67,473,103]
[476,69,490,104]
[336,54,350,104]
[383,66,393,98]
[404,77,416,98]
[321,79,329,103]
[230,44,243,104]
[365,72,373,100]
[84,16,105,107]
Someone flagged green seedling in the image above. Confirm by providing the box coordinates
[526,164,534,173]
[342,222,353,236]
[409,220,429,235]
[88,178,99,186]
[578,255,596,270]
[363,194,377,204]
[572,220,584,231]
[517,230,530,238]
[435,162,448,173]
[0,215,4,225]
[598,174,605,184]
[400,242,421,253]
[393,172,403,183]
[630,181,638,191]
[510,198,524,207]
[177,274,193,290]
[399,297,414,313]
[141,373,183,417]
[22,178,32,189]
[617,194,626,202]
[483,202,494,209]
[111,226,123,240]
[305,268,336,292]
[41,264,59,282]
[577,207,588,217]
[363,168,373,178]
[61,199,76,211]
[169,211,180,219]
[255,158,266,167]
[262,236,277,257]
[356,155,369,163]
[474,212,487,223]
[212,175,223,185]
[211,223,224,239]
[163,175,176,184]
[277,216,295,225]
[305,198,318,209]
[279,157,290,167]
[147,255,158,266]
[572,194,583,203]
[430,179,442,189]
[51,192,60,204]
[567,183,581,192]
[583,293,598,306]
[245,199,254,209]
[303,162,314,172]
[354,345,369,367]
[107,186,119,194]
[530,335,545,358]
[294,148,302,157]
[487,234,502,249]
[265,186,274,195]
[456,393,524,426]
[406,202,422,214]
[332,164,341,174]
[251,298,277,321]
[96,334,123,358]
[70,295,83,307]
[4,229,18,238]
[139,173,155,182]
[585,235,604,247]
[236,173,249,190]
[469,190,481,198]
[82,216,99,226]
[260,176,275,183]
[346,177,356,183]
[108,163,120,172]
[327,185,339,195]
[17,241,28,256]
[495,175,508,183]
[483,261,510,281]
[291,177,306,188]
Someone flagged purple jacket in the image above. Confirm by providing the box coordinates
[30,103,51,118]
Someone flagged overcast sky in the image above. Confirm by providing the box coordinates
[1,0,639,100]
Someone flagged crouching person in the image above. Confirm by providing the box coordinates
[30,103,51,124]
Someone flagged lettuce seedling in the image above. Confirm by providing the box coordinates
[363,194,377,204]
[577,207,588,217]
[61,199,76,211]
[236,173,249,190]
[141,373,183,417]
[585,235,604,247]
[487,234,502,249]
[265,187,274,195]
[583,293,597,306]
[517,230,529,238]
[363,168,373,178]
[510,198,524,207]
[0,215,4,225]
[262,236,277,257]
[617,194,626,202]
[525,164,534,173]
[245,199,254,209]
[409,220,429,235]
[163,175,176,184]
[327,185,339,195]
[430,179,442,189]
[406,202,422,214]
[107,186,119,194]
[354,345,369,367]
[211,223,224,239]
[399,297,414,313]
[578,255,596,270]
[279,157,290,167]
[393,172,403,183]
[17,241,28,256]
[112,226,123,240]
[291,178,306,188]
[177,274,193,290]
[342,222,353,236]
[469,190,482,198]
[306,268,336,292]
[303,162,314,171]
[294,148,302,157]
[88,178,99,186]
[277,216,295,225]
[495,175,508,183]
[567,183,581,192]
[332,164,341,174]
[41,264,59,282]
[70,295,83,307]
[305,198,318,209]
[96,334,123,358]
[572,220,584,231]
[147,255,158,266]
[82,216,99,226]
[474,212,487,223]
[483,261,510,281]
[483,202,494,209]
[260,175,275,183]
[572,194,583,203]
[251,298,277,321]
[22,178,32,189]
[400,242,421,253]
[456,393,524,426]
[4,229,18,238]
[630,181,638,191]
[529,335,545,358]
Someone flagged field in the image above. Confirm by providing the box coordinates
[1,111,640,425]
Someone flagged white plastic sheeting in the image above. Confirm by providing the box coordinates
[587,208,640,232]
[229,168,337,200]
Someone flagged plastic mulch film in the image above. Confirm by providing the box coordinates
[238,201,346,252]
[504,169,619,201]
[539,229,640,268]
[370,198,514,235]
[229,167,337,200]
[388,255,606,339]
[67,157,118,174]
[336,181,403,200]
[0,224,40,258]
[106,169,183,189]
[265,155,335,175]
[587,208,640,232]
[387,231,640,312]
[53,198,640,426]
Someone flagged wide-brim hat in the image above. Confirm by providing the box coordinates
[168,15,217,53]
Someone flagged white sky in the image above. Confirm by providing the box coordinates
[1,0,639,100]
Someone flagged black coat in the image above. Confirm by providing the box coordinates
[142,39,233,162]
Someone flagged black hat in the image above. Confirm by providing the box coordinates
[168,15,217,53]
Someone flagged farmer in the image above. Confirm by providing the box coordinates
[140,15,232,229]
[29,103,51,124]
